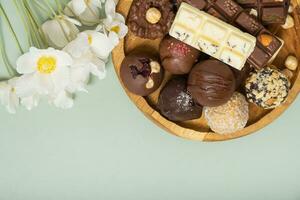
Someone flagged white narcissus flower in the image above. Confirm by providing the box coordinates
[63,32,107,93]
[102,0,128,43]
[16,47,73,96]
[64,0,103,26]
[41,15,81,49]
[0,78,20,114]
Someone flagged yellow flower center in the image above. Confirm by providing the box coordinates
[88,35,93,45]
[11,87,15,93]
[85,0,91,5]
[37,56,57,74]
[111,26,120,34]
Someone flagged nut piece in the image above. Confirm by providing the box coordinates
[281,69,294,80]
[259,34,273,47]
[150,61,161,73]
[249,9,258,17]
[146,7,162,24]
[281,15,294,29]
[288,5,294,13]
[146,78,154,89]
[285,55,298,70]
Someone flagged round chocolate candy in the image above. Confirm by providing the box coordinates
[187,59,236,107]
[158,77,202,121]
[204,92,249,134]
[159,35,200,74]
[128,0,175,39]
[245,67,290,109]
[120,52,164,96]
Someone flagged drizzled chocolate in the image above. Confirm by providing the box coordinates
[188,59,236,107]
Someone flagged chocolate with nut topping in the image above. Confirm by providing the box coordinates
[128,0,176,39]
[120,51,164,96]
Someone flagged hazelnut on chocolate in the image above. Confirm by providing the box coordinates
[128,0,175,39]
[120,51,164,96]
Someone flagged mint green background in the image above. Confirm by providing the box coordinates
[0,0,300,199]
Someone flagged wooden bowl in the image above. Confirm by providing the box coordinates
[112,0,300,142]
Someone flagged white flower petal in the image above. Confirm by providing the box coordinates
[89,58,106,79]
[52,90,74,109]
[53,50,73,68]
[108,31,120,47]
[41,20,70,49]
[71,0,87,16]
[16,50,39,74]
[15,74,37,97]
[63,32,90,58]
[21,95,40,111]
[51,65,70,93]
[63,15,82,26]
[87,31,114,60]
[105,0,116,16]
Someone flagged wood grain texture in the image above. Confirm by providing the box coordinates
[112,0,300,142]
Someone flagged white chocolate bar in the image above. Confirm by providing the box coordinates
[169,3,257,70]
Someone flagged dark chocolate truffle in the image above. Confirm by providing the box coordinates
[128,0,175,39]
[120,52,164,96]
[159,35,200,74]
[158,77,202,121]
[188,59,236,107]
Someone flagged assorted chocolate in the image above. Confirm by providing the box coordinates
[245,67,290,109]
[188,59,236,107]
[169,3,257,70]
[159,35,200,74]
[158,77,202,121]
[236,0,290,25]
[120,51,164,96]
[120,0,292,134]
[174,1,284,70]
[127,0,175,39]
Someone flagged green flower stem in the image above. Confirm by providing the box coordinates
[23,0,48,49]
[32,0,53,19]
[55,0,63,14]
[13,0,33,46]
[22,1,43,48]
[0,30,17,77]
[43,0,58,17]
[0,3,24,54]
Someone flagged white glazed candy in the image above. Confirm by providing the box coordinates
[204,93,249,134]
[169,3,256,70]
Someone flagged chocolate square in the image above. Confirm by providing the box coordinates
[235,11,263,35]
[214,0,243,18]
[207,7,228,22]
[236,0,257,6]
[261,7,286,24]
[248,46,271,69]
[257,30,282,55]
